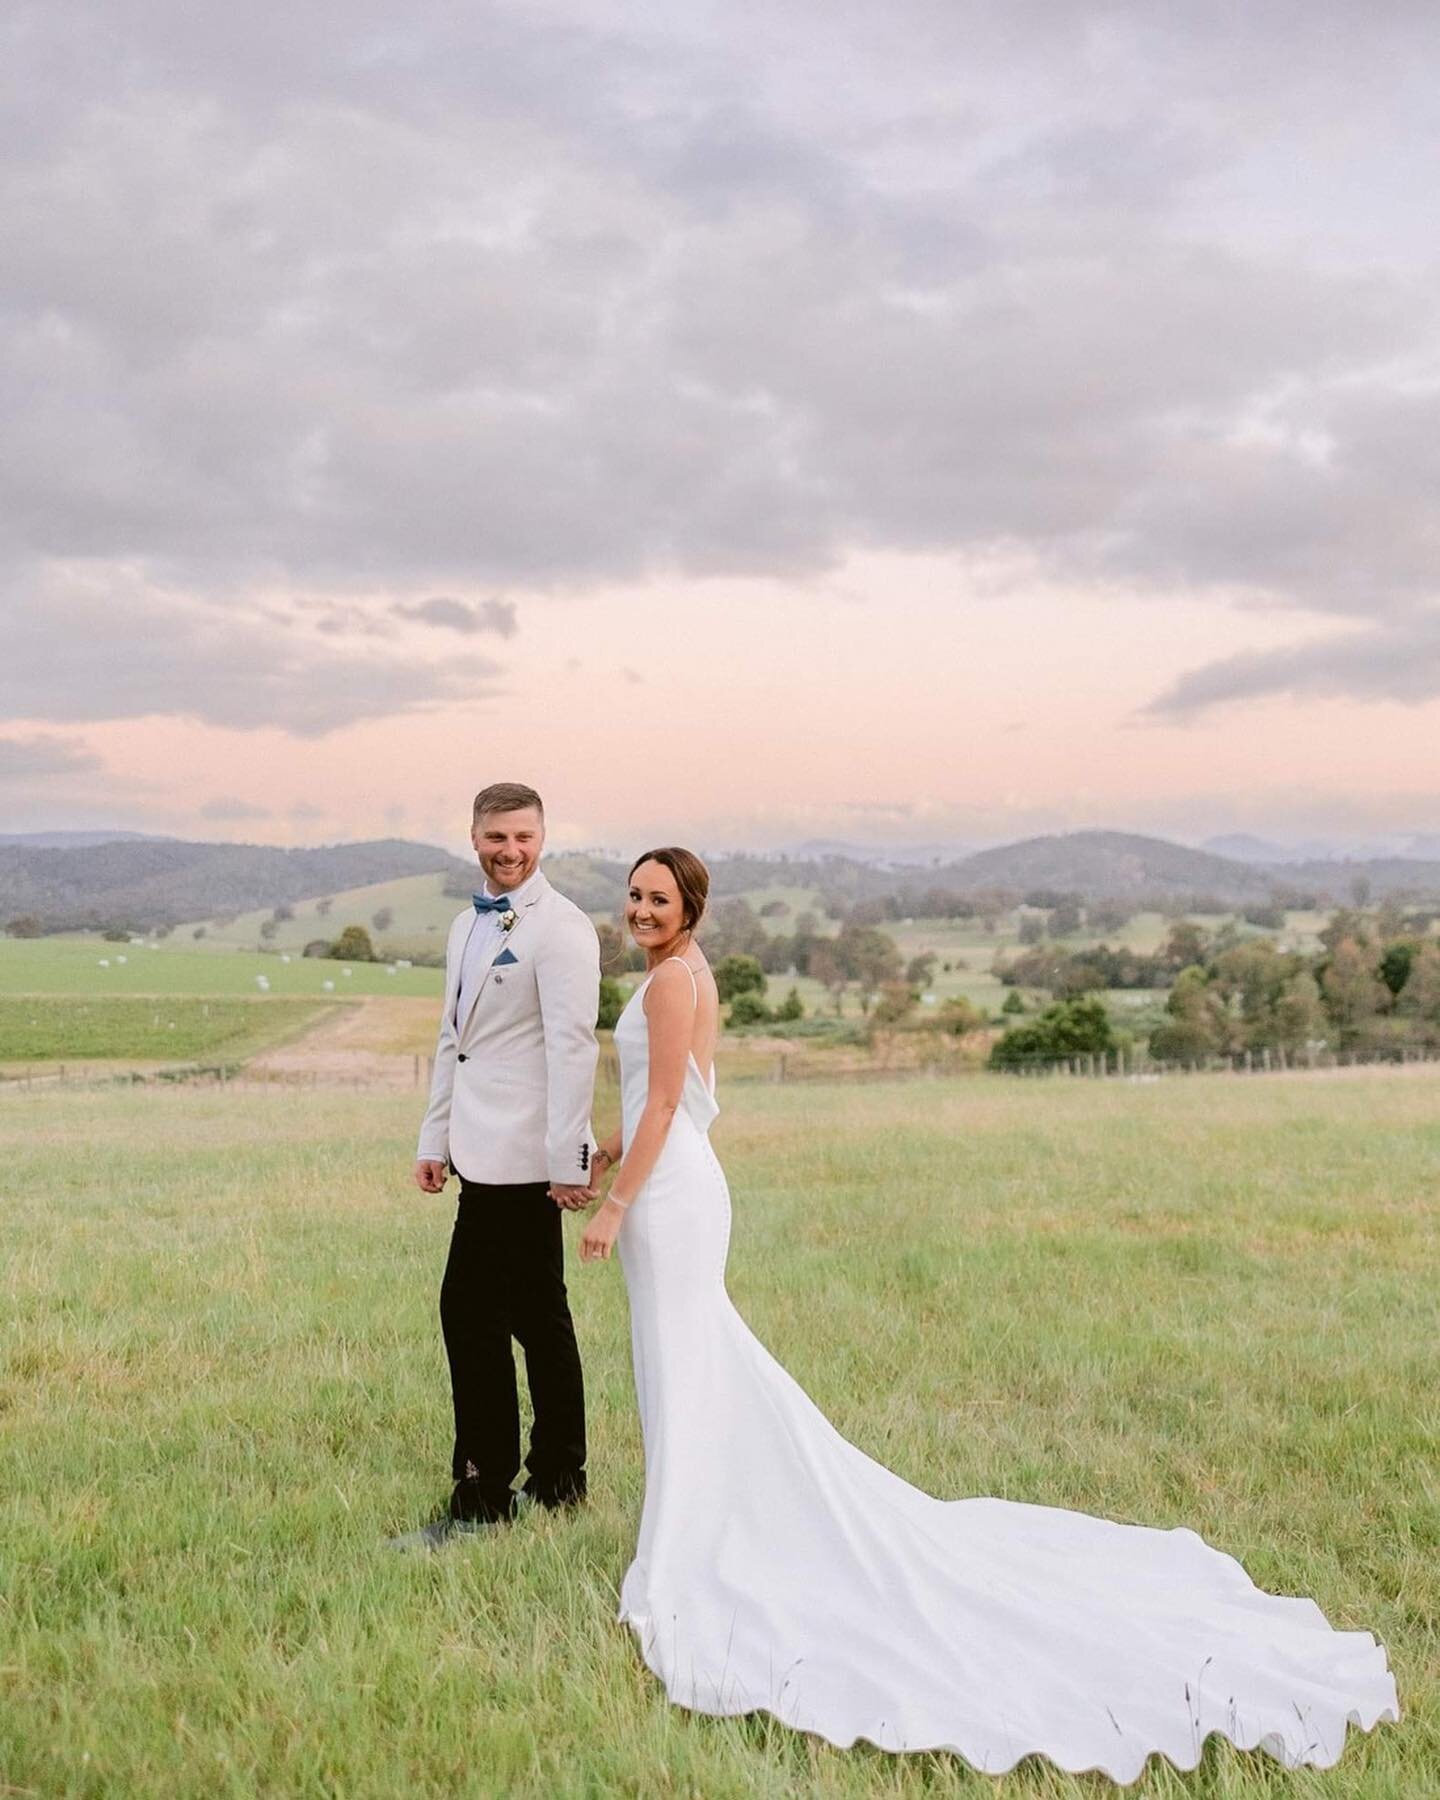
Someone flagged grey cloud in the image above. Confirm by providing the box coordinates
[0,733,102,780]
[1147,611,1440,717]
[4,1,1440,718]
[394,596,517,636]
[1,577,504,736]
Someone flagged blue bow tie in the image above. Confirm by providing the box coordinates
[472,893,516,915]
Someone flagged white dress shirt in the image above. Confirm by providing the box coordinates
[456,869,541,1029]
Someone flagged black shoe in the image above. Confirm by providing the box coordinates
[520,1471,587,1511]
[448,1479,519,1526]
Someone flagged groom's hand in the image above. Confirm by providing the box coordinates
[549,1183,593,1211]
[413,1158,449,1193]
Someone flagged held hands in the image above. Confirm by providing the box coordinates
[549,1183,593,1211]
[550,1143,613,1212]
[413,1158,449,1193]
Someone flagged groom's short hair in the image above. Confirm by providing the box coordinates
[473,782,544,825]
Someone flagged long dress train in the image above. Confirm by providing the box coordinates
[611,973,1398,1783]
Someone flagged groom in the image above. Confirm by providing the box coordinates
[398,781,600,1546]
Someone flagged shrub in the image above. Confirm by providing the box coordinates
[989,996,1115,1070]
[330,925,375,962]
[715,954,767,1003]
[773,987,804,1023]
[727,990,773,1028]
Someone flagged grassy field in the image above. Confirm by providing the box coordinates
[176,872,464,960]
[1,1071,1434,1797]
[0,937,444,1000]
[0,995,335,1065]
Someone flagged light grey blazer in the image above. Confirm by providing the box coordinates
[416,872,600,1184]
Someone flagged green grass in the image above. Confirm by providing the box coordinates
[0,995,336,1064]
[0,1072,1433,1796]
[0,937,443,999]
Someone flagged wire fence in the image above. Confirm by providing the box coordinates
[6,1039,1440,1097]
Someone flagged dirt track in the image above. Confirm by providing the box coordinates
[245,996,439,1089]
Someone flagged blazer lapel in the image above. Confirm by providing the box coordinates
[455,873,550,1047]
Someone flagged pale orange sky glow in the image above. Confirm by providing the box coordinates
[13,553,1438,854]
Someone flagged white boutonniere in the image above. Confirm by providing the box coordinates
[500,908,518,932]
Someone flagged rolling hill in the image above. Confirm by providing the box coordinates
[0,837,472,931]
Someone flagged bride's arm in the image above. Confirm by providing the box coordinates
[579,964,694,1261]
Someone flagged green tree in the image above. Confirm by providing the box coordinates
[1208,940,1301,1047]
[1272,971,1326,1051]
[727,990,773,1028]
[836,923,903,1010]
[1398,943,1440,1040]
[772,986,804,1022]
[597,976,628,1031]
[1161,920,1210,972]
[1001,989,1025,1015]
[699,897,769,961]
[807,942,847,1015]
[1087,901,1133,933]
[1048,900,1082,937]
[905,951,938,988]
[1320,938,1386,1045]
[330,924,375,963]
[371,906,394,933]
[1317,908,1369,954]
[1378,940,1419,998]
[714,954,767,1003]
[1149,966,1228,1062]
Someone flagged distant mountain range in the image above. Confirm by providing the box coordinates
[3,828,1440,933]
[1201,832,1440,865]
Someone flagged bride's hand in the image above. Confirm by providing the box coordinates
[579,1198,627,1263]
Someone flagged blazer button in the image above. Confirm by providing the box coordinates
[457,1053,468,1063]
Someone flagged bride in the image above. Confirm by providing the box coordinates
[578,847,1398,1783]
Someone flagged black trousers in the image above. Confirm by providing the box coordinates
[439,1177,586,1510]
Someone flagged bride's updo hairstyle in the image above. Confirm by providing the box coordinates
[629,846,709,935]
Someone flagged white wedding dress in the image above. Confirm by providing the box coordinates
[611,969,1398,1783]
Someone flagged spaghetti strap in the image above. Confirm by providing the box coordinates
[643,954,698,1000]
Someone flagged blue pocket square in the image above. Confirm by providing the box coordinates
[493,947,520,966]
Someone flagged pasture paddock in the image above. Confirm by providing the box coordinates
[1,1072,1434,1797]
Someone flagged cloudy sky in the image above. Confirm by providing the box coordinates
[4,0,1439,856]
